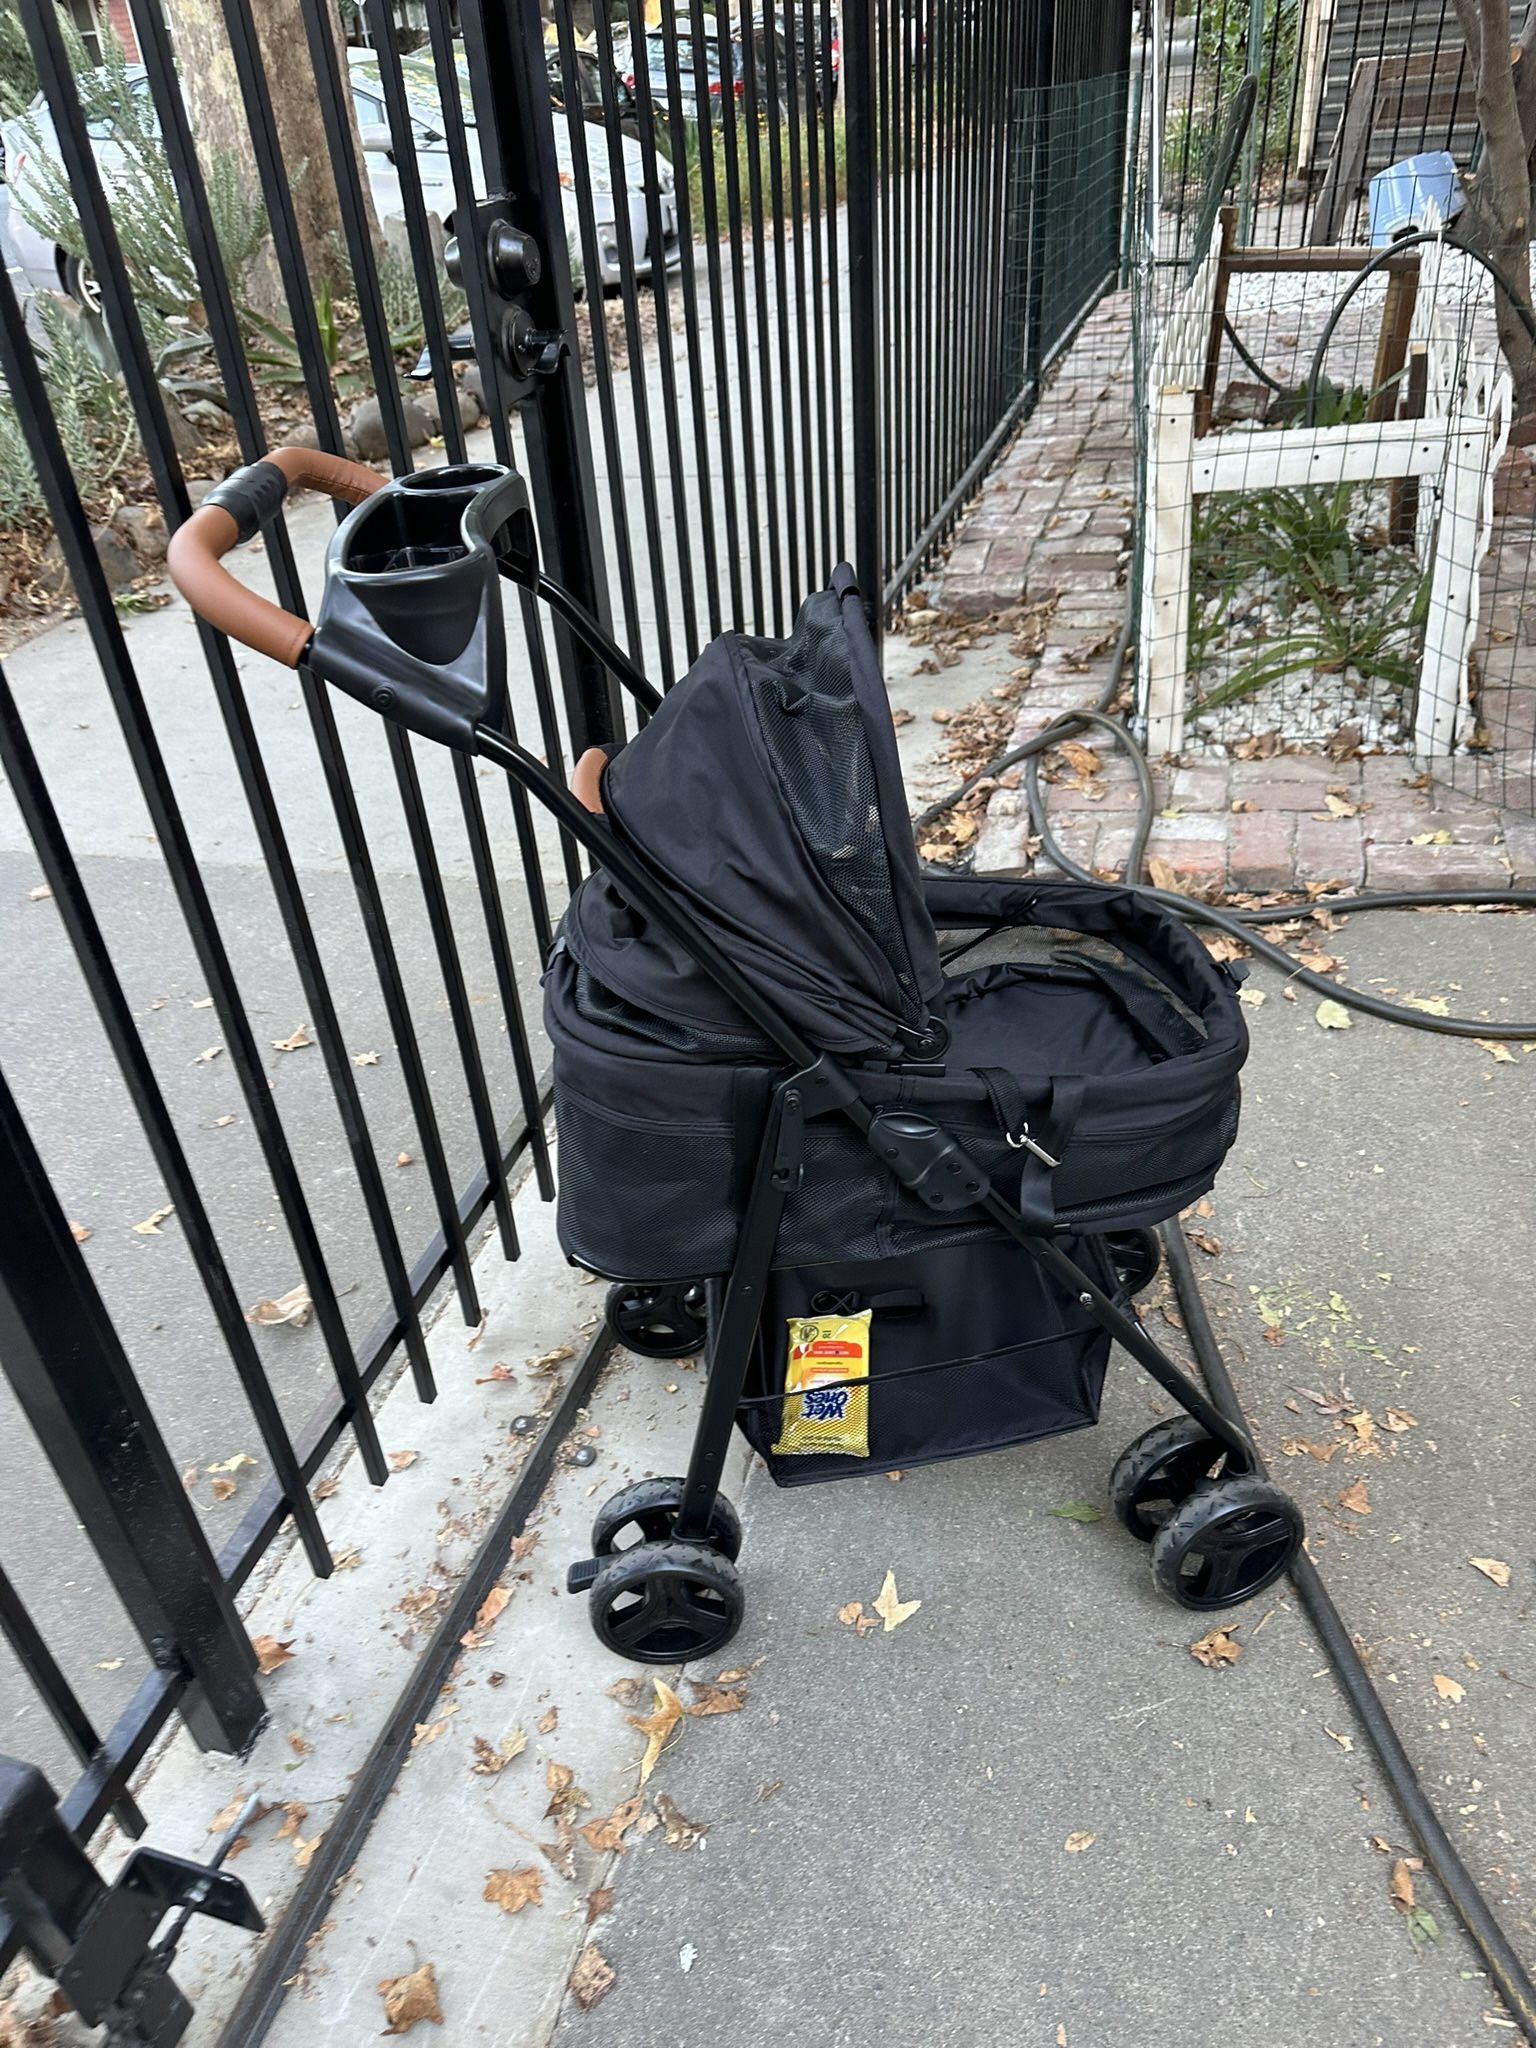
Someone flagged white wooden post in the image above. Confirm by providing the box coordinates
[1416,366,1511,759]
[1142,385,1195,759]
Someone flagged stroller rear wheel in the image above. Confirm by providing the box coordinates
[591,1476,743,1560]
[1105,1227,1162,1297]
[588,1539,745,1663]
[605,1280,709,1359]
[1108,1415,1224,1541]
[1150,1477,1303,1610]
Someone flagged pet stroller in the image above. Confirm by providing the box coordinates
[171,453,1304,1664]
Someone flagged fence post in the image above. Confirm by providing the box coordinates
[0,1068,263,1755]
[841,0,883,632]
[456,0,621,743]
[1142,385,1195,758]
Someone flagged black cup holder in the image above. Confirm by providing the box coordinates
[309,463,533,752]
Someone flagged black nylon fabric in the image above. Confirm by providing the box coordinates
[544,872,1248,1280]
[566,581,944,1059]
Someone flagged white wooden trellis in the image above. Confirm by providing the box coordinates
[1137,216,1511,760]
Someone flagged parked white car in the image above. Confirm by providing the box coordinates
[0,47,678,314]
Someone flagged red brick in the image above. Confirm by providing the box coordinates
[1229,754,1346,787]
[1226,779,1348,812]
[1364,842,1515,891]
[1360,799,1432,842]
[1228,811,1296,890]
[1170,765,1231,808]
[1501,817,1536,884]
[1293,814,1364,887]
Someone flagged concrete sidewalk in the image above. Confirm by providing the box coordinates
[200,906,1536,2047]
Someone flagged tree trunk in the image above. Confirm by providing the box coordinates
[1455,0,1536,426]
[169,0,383,314]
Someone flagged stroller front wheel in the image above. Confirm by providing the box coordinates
[589,1539,745,1663]
[1108,1415,1225,1541]
[591,1476,743,1560]
[605,1280,710,1359]
[1150,1477,1303,1611]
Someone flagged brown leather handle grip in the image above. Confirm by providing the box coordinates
[167,446,384,666]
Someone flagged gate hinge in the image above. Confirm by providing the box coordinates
[0,1757,263,2047]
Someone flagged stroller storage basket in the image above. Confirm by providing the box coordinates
[738,1235,1121,1485]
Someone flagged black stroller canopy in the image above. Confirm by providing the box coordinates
[567,581,946,1059]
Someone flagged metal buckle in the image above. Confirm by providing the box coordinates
[1006,1126,1060,1168]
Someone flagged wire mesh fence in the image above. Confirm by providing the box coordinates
[1133,3,1536,822]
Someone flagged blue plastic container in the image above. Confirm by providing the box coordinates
[1368,151,1464,244]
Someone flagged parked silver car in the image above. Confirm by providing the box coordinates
[0,47,678,314]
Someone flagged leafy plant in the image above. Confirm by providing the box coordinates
[1190,379,1428,713]
[8,20,269,321]
[0,0,37,113]
[0,294,136,530]
[1164,0,1299,188]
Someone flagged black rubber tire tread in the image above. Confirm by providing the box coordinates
[1149,1475,1304,1611]
[588,1538,745,1664]
[1107,1415,1224,1540]
[590,1476,743,1560]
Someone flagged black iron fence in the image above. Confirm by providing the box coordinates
[0,0,1129,2027]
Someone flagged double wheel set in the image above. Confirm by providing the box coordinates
[578,1230,1304,1663]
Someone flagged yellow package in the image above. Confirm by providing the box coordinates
[771,1311,871,1457]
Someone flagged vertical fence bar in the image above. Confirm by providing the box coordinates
[843,0,883,621]
[0,1070,262,1755]
[0,1569,143,1837]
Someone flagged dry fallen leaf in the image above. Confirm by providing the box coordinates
[538,1705,559,1735]
[210,1475,237,1502]
[1057,739,1102,778]
[1063,1832,1096,1854]
[1381,1408,1417,1433]
[872,1570,922,1632]
[1189,1231,1221,1257]
[378,1961,443,2034]
[484,1866,544,1915]
[1475,1040,1515,1064]
[1470,1557,1512,1588]
[587,1886,615,1924]
[469,1732,526,1775]
[568,1946,616,2013]
[245,1284,312,1329]
[475,1587,511,1633]
[580,1795,644,1854]
[544,1760,591,1819]
[293,1832,323,1870]
[684,1681,745,1717]
[275,1802,307,1841]
[655,1792,708,1849]
[132,1204,175,1236]
[353,1049,381,1066]
[837,1600,878,1637]
[1433,1673,1466,1705]
[1189,1626,1242,1668]
[271,1023,312,1052]
[1281,1438,1343,1463]
[1324,1726,1354,1751]
[396,1150,414,1167]
[606,1675,646,1707]
[1315,999,1352,1031]
[1389,1859,1417,1913]
[1338,1479,1371,1515]
[252,1635,295,1675]
[28,882,53,901]
[628,1679,684,1783]
[69,1220,92,1243]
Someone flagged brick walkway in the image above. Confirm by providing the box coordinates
[933,294,1536,895]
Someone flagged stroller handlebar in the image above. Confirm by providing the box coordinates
[167,448,384,667]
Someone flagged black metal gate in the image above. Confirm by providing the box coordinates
[0,0,1129,2031]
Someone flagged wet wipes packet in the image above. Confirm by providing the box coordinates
[771,1311,871,1457]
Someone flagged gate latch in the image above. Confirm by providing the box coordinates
[0,1757,263,2047]
[444,202,567,395]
